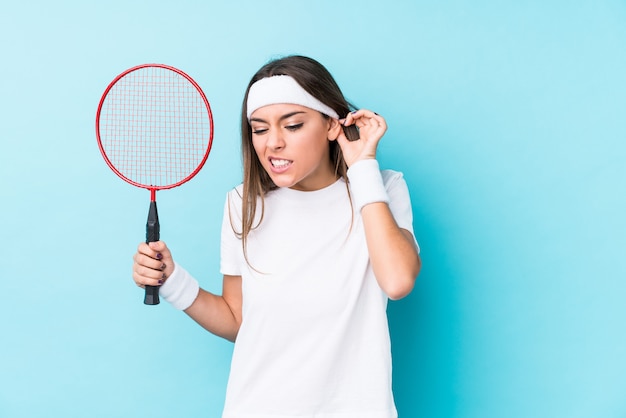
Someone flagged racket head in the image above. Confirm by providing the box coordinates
[96,64,214,191]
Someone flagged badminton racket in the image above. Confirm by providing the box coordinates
[96,63,213,305]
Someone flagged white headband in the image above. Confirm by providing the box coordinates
[246,75,339,120]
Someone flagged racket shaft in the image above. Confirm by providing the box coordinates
[144,201,160,305]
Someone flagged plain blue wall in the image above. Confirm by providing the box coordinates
[1,1,624,417]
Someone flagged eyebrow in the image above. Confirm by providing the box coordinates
[250,111,306,123]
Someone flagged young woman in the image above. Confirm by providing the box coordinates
[132,55,421,418]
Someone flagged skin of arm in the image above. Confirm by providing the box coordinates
[360,203,421,300]
[335,109,421,299]
[183,275,243,342]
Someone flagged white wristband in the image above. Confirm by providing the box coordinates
[347,159,389,212]
[159,262,200,310]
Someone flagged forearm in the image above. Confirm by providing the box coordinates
[361,202,421,300]
[184,289,241,342]
[346,159,421,299]
[160,264,242,342]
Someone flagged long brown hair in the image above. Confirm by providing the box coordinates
[234,55,355,261]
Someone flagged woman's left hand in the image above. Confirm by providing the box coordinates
[336,109,387,167]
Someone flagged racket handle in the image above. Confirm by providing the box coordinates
[144,285,160,305]
[145,200,160,305]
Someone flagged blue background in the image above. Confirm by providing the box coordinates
[1,1,625,417]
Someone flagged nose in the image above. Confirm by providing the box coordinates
[266,128,285,151]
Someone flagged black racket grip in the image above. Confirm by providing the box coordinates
[144,201,160,305]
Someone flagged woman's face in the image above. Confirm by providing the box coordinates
[249,103,339,191]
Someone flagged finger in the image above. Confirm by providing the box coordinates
[136,242,152,255]
[356,113,387,135]
[344,110,384,130]
[136,243,163,263]
[356,111,384,126]
[134,252,167,271]
[346,109,377,119]
[132,268,166,288]
[371,112,387,130]
[138,240,172,262]
[148,240,165,251]
[341,110,360,126]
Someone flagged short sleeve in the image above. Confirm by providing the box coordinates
[382,170,420,253]
[220,186,244,276]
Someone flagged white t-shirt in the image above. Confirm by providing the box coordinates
[220,171,417,418]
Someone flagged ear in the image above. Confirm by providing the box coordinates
[327,117,342,141]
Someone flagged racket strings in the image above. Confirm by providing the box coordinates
[99,66,211,187]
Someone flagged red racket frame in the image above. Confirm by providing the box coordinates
[95,63,214,202]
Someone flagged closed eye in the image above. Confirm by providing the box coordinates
[252,128,268,135]
[285,123,303,131]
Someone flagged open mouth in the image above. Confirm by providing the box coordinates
[270,158,292,168]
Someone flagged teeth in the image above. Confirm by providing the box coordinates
[271,159,291,167]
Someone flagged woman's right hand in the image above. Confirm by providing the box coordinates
[132,241,175,288]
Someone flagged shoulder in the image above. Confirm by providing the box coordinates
[381,169,406,188]
[381,169,412,206]
[226,183,244,202]
[223,184,244,216]
[229,183,244,196]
